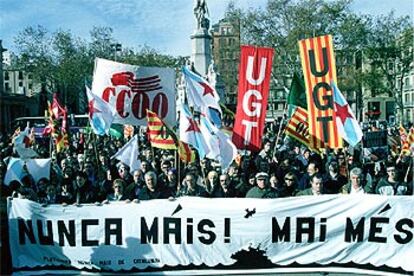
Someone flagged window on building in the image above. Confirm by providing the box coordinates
[4,71,9,80]
[19,81,23,87]
[405,93,409,103]
[18,71,23,80]
[28,83,33,90]
[5,82,10,92]
[28,74,32,80]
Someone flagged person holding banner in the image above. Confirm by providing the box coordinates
[375,163,412,195]
[72,171,97,205]
[297,174,324,196]
[125,169,145,201]
[104,179,128,202]
[341,167,373,195]
[138,171,173,200]
[245,172,277,198]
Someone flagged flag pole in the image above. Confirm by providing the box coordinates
[412,154,414,196]
[92,132,99,167]
[273,102,288,162]
[177,154,181,194]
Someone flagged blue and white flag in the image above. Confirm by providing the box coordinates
[200,115,237,170]
[179,104,209,159]
[86,86,116,135]
[332,82,363,147]
[182,66,222,123]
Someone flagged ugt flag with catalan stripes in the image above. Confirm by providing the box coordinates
[331,81,362,147]
[299,35,342,149]
[86,86,116,136]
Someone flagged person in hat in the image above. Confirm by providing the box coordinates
[245,172,277,198]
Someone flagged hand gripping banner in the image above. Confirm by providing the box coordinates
[232,45,274,152]
[298,35,343,149]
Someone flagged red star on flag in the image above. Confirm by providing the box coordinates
[88,99,101,119]
[199,82,215,97]
[186,117,201,132]
[335,103,353,124]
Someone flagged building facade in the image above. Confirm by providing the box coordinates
[1,44,39,132]
[211,16,240,111]
[399,70,414,123]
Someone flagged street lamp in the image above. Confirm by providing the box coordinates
[110,43,122,62]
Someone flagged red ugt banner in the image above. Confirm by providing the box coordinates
[232,45,274,152]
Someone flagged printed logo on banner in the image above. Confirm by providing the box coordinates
[91,58,176,127]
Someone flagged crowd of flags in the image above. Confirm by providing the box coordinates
[7,36,414,184]
[42,93,69,153]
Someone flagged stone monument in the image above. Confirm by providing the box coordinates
[207,60,225,100]
[191,0,212,77]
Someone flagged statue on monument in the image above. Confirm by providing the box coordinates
[207,60,218,88]
[194,0,210,30]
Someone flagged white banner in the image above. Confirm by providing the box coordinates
[7,196,413,272]
[91,58,176,126]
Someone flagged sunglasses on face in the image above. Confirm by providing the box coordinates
[285,178,294,181]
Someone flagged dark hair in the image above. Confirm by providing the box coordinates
[310,173,323,183]
[74,171,87,179]
[386,161,396,168]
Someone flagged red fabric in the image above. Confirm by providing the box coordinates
[232,45,274,152]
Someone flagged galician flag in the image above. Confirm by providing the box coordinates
[86,86,116,135]
[200,114,237,170]
[179,104,209,159]
[182,66,222,117]
[332,81,363,147]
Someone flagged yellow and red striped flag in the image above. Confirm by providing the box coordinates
[401,127,414,156]
[147,110,177,150]
[284,106,322,153]
[146,110,196,163]
[299,34,343,149]
[178,141,196,163]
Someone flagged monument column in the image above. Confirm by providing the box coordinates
[0,40,5,96]
[191,0,212,77]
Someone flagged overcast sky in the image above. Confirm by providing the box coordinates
[1,0,412,56]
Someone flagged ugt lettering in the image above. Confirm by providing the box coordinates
[241,56,268,145]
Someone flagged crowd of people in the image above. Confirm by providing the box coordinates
[0,120,413,208]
